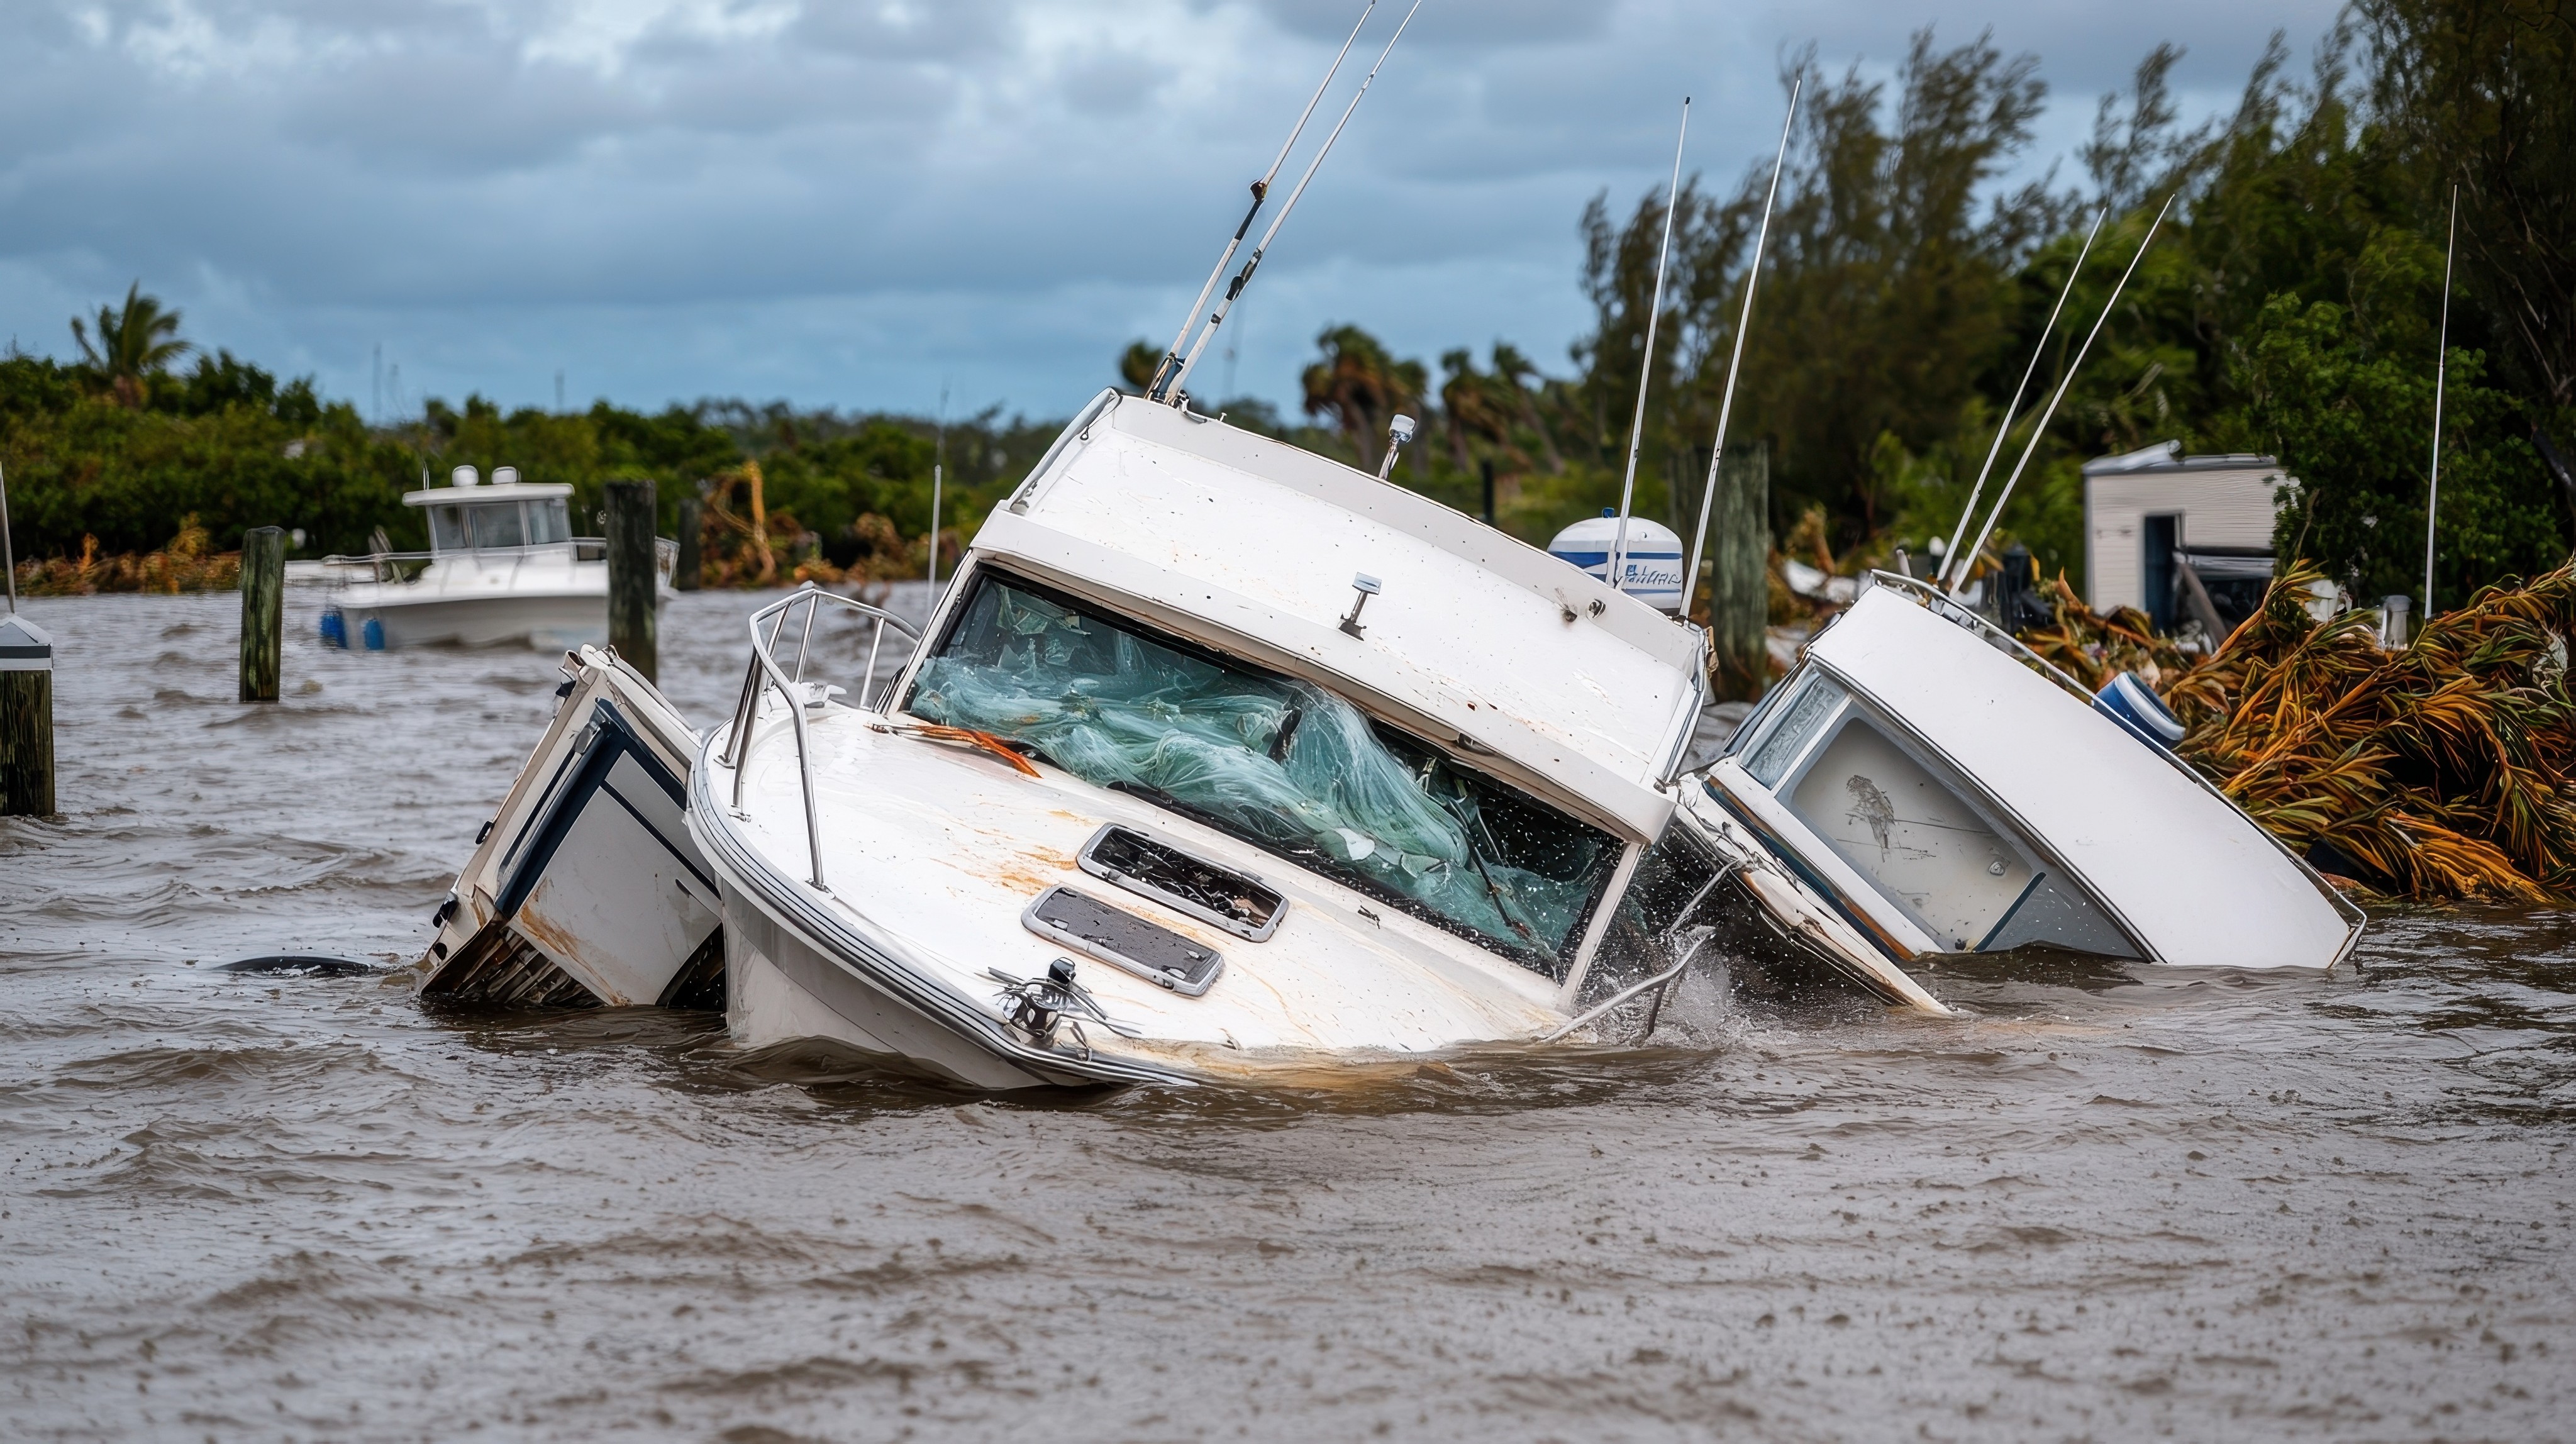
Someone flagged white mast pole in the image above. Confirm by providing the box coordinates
[2423,185,2458,621]
[1148,1,1375,401]
[1950,192,2175,600]
[1935,208,2105,589]
[1607,97,1690,597]
[1682,80,1799,613]
[1165,0,1423,406]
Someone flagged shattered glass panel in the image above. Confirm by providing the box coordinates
[906,572,1619,976]
[1743,672,1845,789]
[1577,823,1724,1008]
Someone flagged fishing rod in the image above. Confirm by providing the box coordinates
[1147,1,1375,402]
[1607,97,1692,596]
[2423,184,2458,621]
[1163,0,1425,407]
[1950,192,2176,601]
[1934,206,2106,591]
[1682,79,1800,614]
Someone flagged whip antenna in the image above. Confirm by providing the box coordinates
[1950,192,2176,601]
[1682,79,1800,614]
[1165,0,1424,406]
[1148,1,1375,401]
[1935,206,2105,590]
[1608,97,1692,596]
[2423,184,2458,621]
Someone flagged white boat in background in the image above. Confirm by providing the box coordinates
[323,466,674,650]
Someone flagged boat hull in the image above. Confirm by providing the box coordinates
[333,590,667,652]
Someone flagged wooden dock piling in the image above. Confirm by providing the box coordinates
[0,613,52,817]
[238,525,283,703]
[606,479,657,682]
[1706,444,1770,701]
[674,496,701,592]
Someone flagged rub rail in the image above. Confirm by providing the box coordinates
[721,581,923,891]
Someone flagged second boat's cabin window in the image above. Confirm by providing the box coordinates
[427,498,573,553]
[1729,669,2142,958]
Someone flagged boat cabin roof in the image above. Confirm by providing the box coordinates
[964,389,1706,842]
[402,482,574,508]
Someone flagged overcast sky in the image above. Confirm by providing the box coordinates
[0,0,2341,425]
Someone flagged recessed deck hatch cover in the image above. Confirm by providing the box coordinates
[1023,886,1224,996]
[1077,825,1284,941]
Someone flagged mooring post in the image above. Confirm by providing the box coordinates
[1480,458,1496,526]
[238,526,284,703]
[606,479,657,682]
[0,612,52,817]
[674,494,702,593]
[1708,443,1770,701]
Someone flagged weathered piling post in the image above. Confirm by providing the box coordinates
[0,612,52,817]
[673,494,702,592]
[238,526,284,703]
[606,479,657,683]
[1480,458,1496,526]
[1706,443,1770,701]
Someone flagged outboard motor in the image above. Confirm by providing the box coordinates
[1548,510,1688,614]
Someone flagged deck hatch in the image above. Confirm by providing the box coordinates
[1078,825,1284,941]
[1023,886,1224,996]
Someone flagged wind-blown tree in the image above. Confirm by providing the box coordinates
[72,282,191,408]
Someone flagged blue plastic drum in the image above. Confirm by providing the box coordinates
[318,611,347,648]
[361,617,386,652]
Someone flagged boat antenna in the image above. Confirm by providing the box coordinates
[1608,97,1692,598]
[2423,184,2458,621]
[1147,1,1375,402]
[1950,191,2176,601]
[1682,79,1800,616]
[1163,0,1425,407]
[1935,206,2106,590]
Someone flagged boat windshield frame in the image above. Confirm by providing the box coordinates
[898,564,1628,979]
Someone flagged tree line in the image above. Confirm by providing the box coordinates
[1163,0,2575,609]
[8,0,2568,613]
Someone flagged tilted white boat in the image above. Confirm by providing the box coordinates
[1680,574,2364,978]
[325,466,674,650]
[416,403,2361,1089]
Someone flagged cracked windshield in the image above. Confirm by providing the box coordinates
[905,573,1617,973]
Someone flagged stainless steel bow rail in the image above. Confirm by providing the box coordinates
[721,582,922,891]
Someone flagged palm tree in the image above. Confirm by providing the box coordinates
[72,282,191,407]
[1300,325,1424,470]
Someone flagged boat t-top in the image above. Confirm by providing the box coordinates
[323,465,674,650]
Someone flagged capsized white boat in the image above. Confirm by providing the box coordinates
[324,466,675,650]
[684,391,1934,1089]
[1680,574,2365,975]
[419,645,723,1009]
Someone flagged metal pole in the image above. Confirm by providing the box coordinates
[1683,81,1799,614]
[1607,97,1690,599]
[1165,0,1424,404]
[1149,0,1375,401]
[1951,193,2176,598]
[1936,208,2105,589]
[2424,185,2458,621]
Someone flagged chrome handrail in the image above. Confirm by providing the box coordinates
[1863,570,2101,706]
[722,582,923,891]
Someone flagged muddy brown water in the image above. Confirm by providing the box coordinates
[3,588,2571,1443]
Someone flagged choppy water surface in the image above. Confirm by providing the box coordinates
[4,589,2572,1443]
